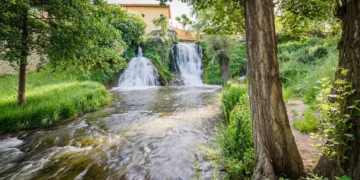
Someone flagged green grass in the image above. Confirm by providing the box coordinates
[279,37,339,104]
[0,68,110,133]
[293,108,320,133]
[218,83,254,179]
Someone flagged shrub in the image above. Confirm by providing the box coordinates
[292,108,320,133]
[313,46,328,58]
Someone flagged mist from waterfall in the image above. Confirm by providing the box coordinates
[118,47,160,88]
[176,43,204,86]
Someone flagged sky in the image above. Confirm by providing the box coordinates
[106,0,193,28]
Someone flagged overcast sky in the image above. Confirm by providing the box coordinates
[107,0,193,28]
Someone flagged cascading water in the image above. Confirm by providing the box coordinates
[175,43,204,86]
[118,47,160,87]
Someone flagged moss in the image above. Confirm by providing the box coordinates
[72,137,101,148]
[151,59,169,86]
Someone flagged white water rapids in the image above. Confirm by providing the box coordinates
[118,47,160,88]
[175,43,204,86]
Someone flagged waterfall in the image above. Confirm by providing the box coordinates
[175,43,204,86]
[118,47,160,87]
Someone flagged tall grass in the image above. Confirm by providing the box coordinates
[279,37,339,103]
[218,84,254,179]
[0,68,110,133]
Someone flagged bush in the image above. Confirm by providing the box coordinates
[279,37,338,103]
[219,84,254,179]
[292,108,320,133]
[313,46,328,58]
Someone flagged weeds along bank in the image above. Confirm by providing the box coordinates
[218,83,254,179]
[0,68,110,133]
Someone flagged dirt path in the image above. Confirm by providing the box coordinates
[286,100,324,173]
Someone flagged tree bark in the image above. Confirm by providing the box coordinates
[219,57,230,86]
[314,1,360,179]
[18,10,29,105]
[244,0,305,179]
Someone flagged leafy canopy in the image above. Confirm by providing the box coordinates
[0,0,128,73]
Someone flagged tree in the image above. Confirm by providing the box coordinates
[280,0,341,36]
[152,15,169,37]
[175,14,192,32]
[190,0,305,179]
[204,35,232,86]
[280,0,360,179]
[0,0,127,105]
[244,0,304,178]
[311,1,360,179]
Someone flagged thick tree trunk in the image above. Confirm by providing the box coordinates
[314,1,360,179]
[244,0,305,179]
[18,10,29,105]
[219,57,230,86]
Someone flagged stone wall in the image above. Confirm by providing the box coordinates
[0,52,41,75]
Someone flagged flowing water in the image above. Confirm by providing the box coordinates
[118,47,160,88]
[175,43,204,86]
[0,86,223,180]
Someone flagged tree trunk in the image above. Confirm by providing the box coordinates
[314,1,360,179]
[244,0,305,179]
[219,57,230,86]
[18,10,29,105]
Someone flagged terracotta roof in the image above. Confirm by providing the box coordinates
[109,4,171,18]
[169,26,195,41]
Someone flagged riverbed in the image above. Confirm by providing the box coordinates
[0,86,223,180]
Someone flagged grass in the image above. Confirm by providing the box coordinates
[292,108,320,133]
[279,37,339,104]
[218,83,254,179]
[0,68,110,133]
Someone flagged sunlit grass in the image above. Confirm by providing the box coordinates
[0,68,110,133]
[293,108,320,133]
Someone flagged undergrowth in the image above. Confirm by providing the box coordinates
[293,108,320,133]
[279,37,339,103]
[219,83,254,179]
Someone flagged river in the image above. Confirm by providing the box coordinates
[0,86,224,180]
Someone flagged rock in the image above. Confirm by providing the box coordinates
[169,76,185,86]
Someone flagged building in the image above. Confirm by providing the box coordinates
[116,4,171,33]
[169,26,195,41]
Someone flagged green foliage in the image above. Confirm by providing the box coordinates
[219,84,254,179]
[0,69,110,133]
[152,15,169,37]
[202,36,247,85]
[280,0,340,36]
[204,60,222,85]
[113,12,146,60]
[0,1,132,104]
[191,0,244,35]
[142,37,175,84]
[175,14,192,32]
[293,108,320,133]
[279,37,339,103]
[315,75,358,162]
